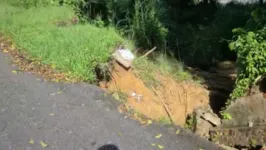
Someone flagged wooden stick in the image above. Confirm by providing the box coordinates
[178,88,182,103]
[140,47,157,58]
[185,87,188,117]
[151,86,175,125]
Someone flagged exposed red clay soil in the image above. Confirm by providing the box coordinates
[102,63,210,126]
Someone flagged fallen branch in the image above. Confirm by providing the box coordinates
[184,86,188,118]
[140,47,157,58]
[151,86,175,125]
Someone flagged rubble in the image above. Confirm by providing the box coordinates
[202,112,221,126]
[194,116,213,138]
[209,86,266,148]
[192,106,221,138]
[222,93,266,128]
[210,125,266,147]
[130,92,143,103]
[248,122,253,128]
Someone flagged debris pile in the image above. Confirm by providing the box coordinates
[209,92,266,148]
[110,48,266,149]
[192,106,221,138]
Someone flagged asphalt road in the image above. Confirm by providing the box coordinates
[0,50,221,150]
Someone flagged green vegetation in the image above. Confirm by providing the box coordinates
[158,116,172,125]
[185,114,197,130]
[0,3,130,81]
[67,0,258,69]
[249,138,257,148]
[69,0,168,49]
[111,90,128,104]
[2,0,266,117]
[229,7,266,101]
[221,112,232,120]
[0,0,193,84]
[133,54,194,87]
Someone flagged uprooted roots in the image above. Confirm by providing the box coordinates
[95,63,113,83]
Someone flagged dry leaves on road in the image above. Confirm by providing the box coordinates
[40,141,48,148]
[155,134,162,139]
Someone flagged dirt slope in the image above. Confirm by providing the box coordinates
[104,63,210,126]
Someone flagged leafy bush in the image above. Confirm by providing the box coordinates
[229,28,266,99]
[229,6,266,100]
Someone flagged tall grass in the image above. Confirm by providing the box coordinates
[72,0,168,49]
[133,53,193,87]
[0,3,131,81]
[129,0,168,48]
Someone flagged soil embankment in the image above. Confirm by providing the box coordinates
[101,62,235,127]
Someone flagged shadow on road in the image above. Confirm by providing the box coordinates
[98,144,119,150]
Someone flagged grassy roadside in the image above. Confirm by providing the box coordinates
[0,1,204,128]
[0,3,131,82]
[0,2,197,85]
[133,54,203,88]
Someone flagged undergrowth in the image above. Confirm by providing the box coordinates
[0,1,196,86]
[0,3,131,82]
[219,6,266,119]
[133,53,196,88]
[185,114,197,130]
[158,116,172,125]
[229,7,266,101]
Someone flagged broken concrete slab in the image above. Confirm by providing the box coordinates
[210,125,266,147]
[194,116,213,138]
[222,93,266,128]
[202,112,221,126]
[193,106,221,138]
[194,106,221,126]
